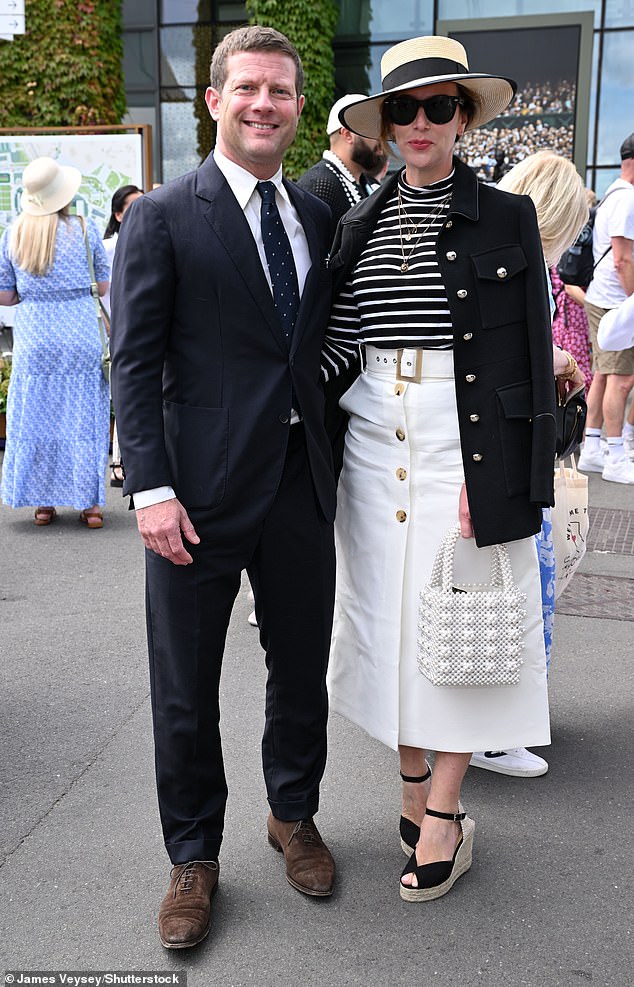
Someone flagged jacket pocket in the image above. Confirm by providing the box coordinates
[471,245,528,329]
[496,380,532,497]
[163,400,228,510]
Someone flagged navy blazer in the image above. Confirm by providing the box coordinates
[328,156,556,547]
[110,153,337,532]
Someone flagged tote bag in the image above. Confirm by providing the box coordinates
[552,455,589,599]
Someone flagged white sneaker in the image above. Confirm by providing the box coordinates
[623,434,634,460]
[602,456,634,484]
[247,609,258,627]
[470,748,549,777]
[577,445,605,473]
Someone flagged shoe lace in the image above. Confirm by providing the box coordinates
[292,820,320,847]
[172,860,218,897]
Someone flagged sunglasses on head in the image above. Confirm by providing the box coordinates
[384,94,464,127]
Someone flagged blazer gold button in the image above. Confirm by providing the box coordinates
[394,383,405,396]
[396,510,407,522]
[446,220,453,229]
[470,413,480,422]
[396,427,406,441]
[446,250,457,261]
[463,332,473,340]
[497,267,508,278]
[396,467,407,480]
[472,453,483,461]
[466,374,476,383]
[457,289,468,299]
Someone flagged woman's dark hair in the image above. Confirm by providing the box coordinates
[104,184,143,238]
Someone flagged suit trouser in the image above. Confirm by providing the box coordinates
[145,424,336,864]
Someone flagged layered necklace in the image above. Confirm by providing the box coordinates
[397,186,452,274]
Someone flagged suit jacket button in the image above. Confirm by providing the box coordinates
[463,332,473,340]
[457,288,468,299]
[472,453,483,462]
[396,510,407,522]
[396,467,407,480]
[497,267,508,278]
[446,250,457,261]
[279,414,290,424]
[396,427,406,441]
[470,413,480,422]
[445,220,453,229]
[466,374,476,383]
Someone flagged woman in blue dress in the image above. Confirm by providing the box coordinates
[0,156,110,527]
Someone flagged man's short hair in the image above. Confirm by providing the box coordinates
[209,25,304,97]
[620,132,634,160]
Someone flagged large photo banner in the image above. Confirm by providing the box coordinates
[437,12,594,184]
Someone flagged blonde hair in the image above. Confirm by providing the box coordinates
[9,208,70,276]
[497,151,589,267]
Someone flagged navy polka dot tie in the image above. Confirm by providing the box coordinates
[257,181,300,346]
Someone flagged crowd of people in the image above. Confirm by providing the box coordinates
[1,22,633,957]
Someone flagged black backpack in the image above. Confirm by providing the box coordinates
[557,188,619,288]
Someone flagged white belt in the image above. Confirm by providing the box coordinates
[363,345,454,382]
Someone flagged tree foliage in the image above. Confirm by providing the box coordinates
[245,0,339,180]
[0,0,126,128]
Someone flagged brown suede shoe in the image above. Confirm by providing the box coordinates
[158,860,219,949]
[267,814,335,897]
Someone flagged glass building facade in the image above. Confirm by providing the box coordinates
[122,0,634,193]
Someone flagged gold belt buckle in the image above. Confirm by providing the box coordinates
[396,348,423,383]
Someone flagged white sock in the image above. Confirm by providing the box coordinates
[607,437,626,460]
[584,428,602,453]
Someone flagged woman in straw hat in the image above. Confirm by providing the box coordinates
[0,156,110,527]
[321,36,556,900]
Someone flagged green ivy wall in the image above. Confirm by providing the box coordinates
[0,0,125,128]
[245,0,339,180]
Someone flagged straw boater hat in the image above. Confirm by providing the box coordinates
[20,156,82,216]
[340,36,516,140]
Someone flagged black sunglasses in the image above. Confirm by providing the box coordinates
[384,94,464,127]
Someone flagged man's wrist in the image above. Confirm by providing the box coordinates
[133,486,177,510]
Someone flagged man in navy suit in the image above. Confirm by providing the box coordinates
[110,25,336,950]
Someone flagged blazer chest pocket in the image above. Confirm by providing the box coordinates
[163,400,228,510]
[471,245,528,329]
[496,380,532,497]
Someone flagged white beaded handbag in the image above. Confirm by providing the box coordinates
[417,525,527,687]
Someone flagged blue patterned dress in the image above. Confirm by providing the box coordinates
[0,216,110,509]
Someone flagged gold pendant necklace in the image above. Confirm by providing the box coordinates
[397,188,451,273]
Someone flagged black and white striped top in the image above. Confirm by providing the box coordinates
[322,171,454,382]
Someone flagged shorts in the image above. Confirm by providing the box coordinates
[585,300,634,374]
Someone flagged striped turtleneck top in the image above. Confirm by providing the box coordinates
[322,170,454,382]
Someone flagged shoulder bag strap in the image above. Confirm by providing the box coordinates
[79,216,109,362]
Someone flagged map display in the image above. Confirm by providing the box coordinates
[0,133,145,238]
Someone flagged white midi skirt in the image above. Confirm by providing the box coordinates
[328,350,551,753]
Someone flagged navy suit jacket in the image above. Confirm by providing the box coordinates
[110,153,337,533]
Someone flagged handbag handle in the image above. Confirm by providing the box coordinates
[431,525,515,594]
[79,216,109,366]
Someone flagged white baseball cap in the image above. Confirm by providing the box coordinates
[326,94,368,135]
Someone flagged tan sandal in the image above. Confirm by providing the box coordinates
[34,507,57,526]
[79,509,103,529]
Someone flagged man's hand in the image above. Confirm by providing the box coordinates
[136,498,200,565]
[458,482,474,539]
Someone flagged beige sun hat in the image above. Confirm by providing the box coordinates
[340,36,516,139]
[20,156,82,216]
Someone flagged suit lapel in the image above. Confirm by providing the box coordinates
[285,180,322,355]
[195,156,286,352]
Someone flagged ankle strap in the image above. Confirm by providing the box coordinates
[400,761,431,784]
[425,807,465,822]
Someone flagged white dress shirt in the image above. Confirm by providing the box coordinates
[133,149,311,510]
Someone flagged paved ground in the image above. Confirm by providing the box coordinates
[1,452,632,987]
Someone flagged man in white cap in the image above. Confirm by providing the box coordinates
[297,94,388,226]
